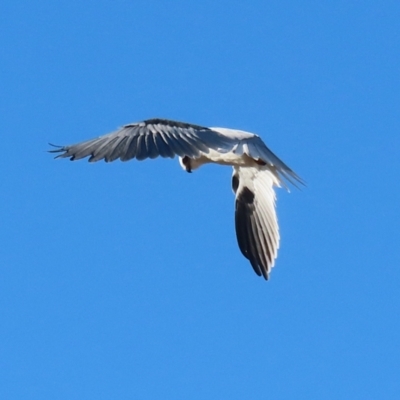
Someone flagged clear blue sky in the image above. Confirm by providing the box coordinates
[1,1,399,398]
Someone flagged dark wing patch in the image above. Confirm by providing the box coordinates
[232,173,239,194]
[49,118,229,163]
[239,186,255,204]
[142,118,209,131]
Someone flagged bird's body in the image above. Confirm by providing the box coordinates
[51,118,303,280]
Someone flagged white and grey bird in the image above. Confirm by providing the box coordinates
[50,118,303,280]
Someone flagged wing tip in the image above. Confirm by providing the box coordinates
[47,143,71,159]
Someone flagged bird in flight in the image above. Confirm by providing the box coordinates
[50,118,303,280]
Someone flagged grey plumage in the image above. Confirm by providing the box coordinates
[51,118,229,162]
[50,118,303,280]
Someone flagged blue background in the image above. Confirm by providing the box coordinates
[1,1,399,398]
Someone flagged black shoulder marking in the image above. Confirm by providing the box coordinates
[238,186,255,204]
[232,174,239,194]
[144,118,210,131]
[255,158,267,166]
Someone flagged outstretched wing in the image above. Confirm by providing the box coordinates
[233,166,280,280]
[49,118,233,162]
[239,135,304,187]
[210,127,304,188]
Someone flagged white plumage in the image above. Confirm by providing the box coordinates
[50,118,303,280]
